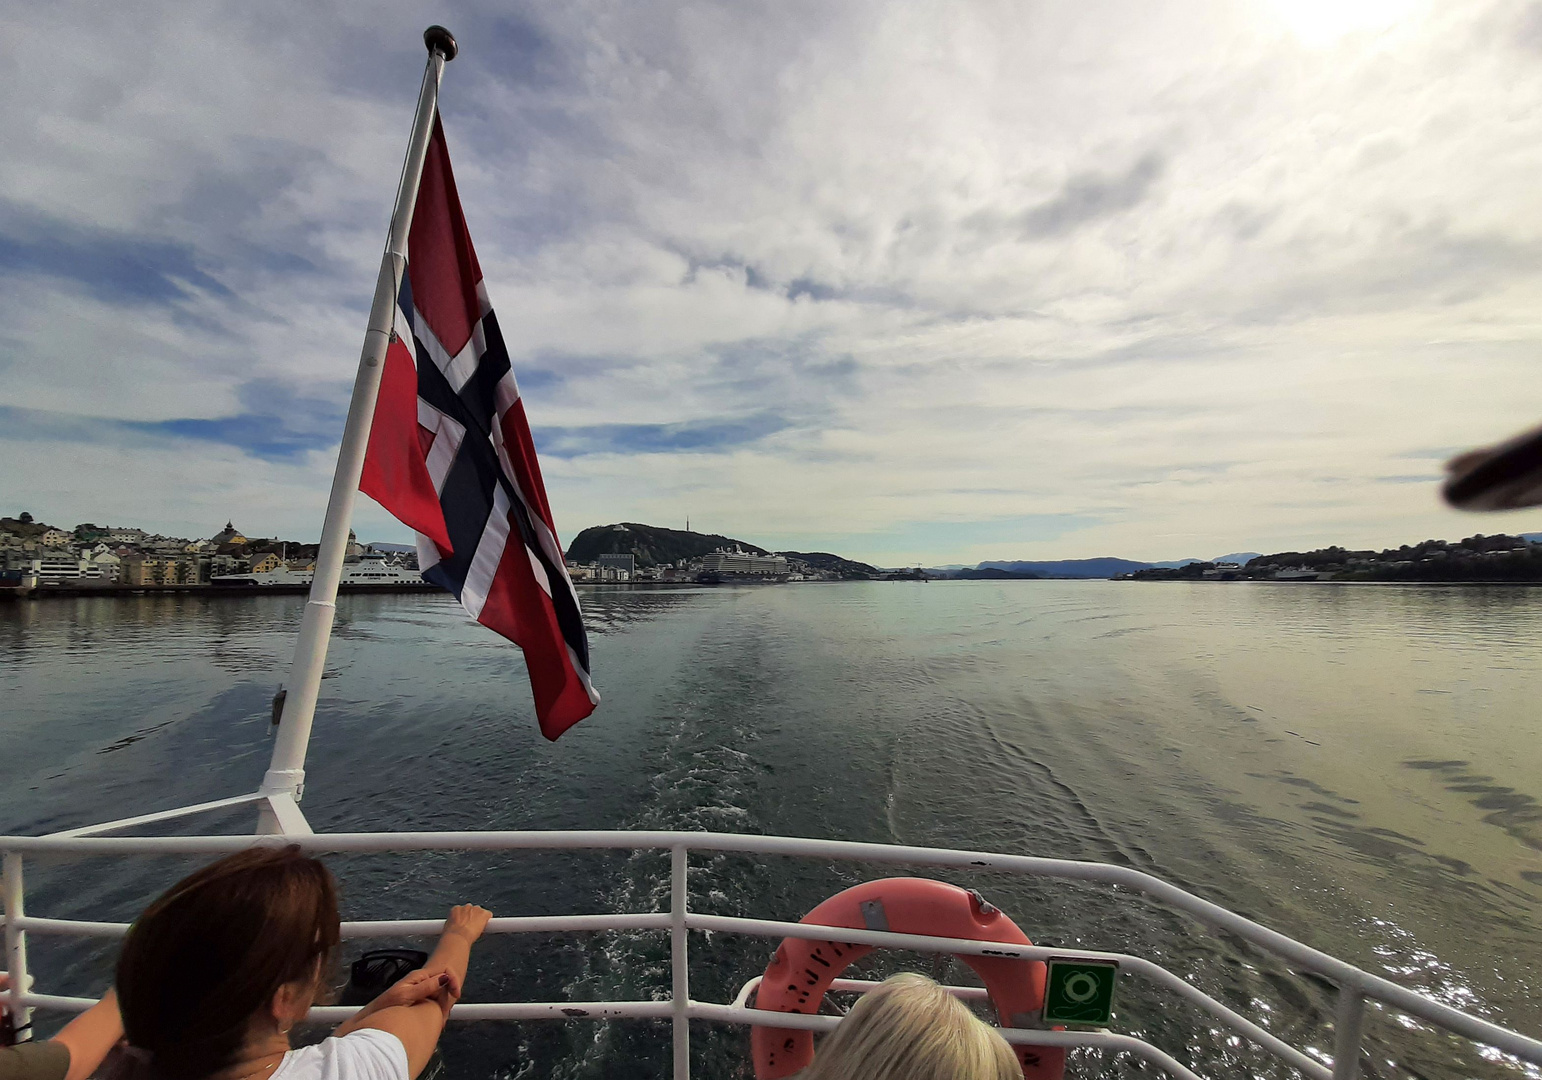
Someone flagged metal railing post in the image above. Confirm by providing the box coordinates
[3,854,31,1042]
[1332,985,1365,1080]
[671,845,690,1080]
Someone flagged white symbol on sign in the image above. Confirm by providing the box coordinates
[1063,972,1101,1004]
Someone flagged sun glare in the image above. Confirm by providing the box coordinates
[1265,0,1422,47]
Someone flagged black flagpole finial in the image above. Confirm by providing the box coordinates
[424,25,458,61]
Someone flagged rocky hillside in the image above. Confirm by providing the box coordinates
[777,551,879,578]
[565,523,767,567]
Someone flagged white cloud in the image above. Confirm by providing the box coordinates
[5,0,1542,562]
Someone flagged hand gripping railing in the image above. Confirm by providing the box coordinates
[5,829,1542,1080]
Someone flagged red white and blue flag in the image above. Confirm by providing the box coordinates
[361,115,599,739]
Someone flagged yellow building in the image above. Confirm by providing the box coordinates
[250,553,282,573]
[120,557,165,586]
[120,557,193,586]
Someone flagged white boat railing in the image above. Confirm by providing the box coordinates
[5,814,1542,1080]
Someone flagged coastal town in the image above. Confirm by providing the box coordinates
[0,515,879,592]
[1125,533,1542,583]
[0,515,342,588]
[10,512,1542,592]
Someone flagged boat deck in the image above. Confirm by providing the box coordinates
[4,794,1541,1080]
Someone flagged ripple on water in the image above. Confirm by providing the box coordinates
[3,583,1540,1078]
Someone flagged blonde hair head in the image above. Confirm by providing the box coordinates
[796,972,1020,1080]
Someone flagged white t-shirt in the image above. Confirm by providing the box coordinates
[271,1030,408,1080]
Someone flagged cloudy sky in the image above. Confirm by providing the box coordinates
[6,0,1542,564]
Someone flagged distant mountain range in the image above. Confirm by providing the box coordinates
[957,552,1263,578]
[973,557,1152,579]
[953,566,1041,580]
[561,523,1268,579]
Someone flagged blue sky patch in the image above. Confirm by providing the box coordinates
[0,212,232,305]
[0,380,346,464]
[535,411,793,458]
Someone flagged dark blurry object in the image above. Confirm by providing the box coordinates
[1443,421,1542,510]
[340,949,429,1007]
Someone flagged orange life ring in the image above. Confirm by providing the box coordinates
[749,877,1067,1079]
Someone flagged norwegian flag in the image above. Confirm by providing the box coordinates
[361,115,599,739]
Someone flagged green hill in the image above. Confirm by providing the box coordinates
[955,566,1042,580]
[565,523,767,567]
[0,516,48,540]
[776,551,878,578]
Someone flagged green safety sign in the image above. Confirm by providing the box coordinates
[1042,958,1118,1026]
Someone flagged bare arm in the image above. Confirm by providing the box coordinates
[416,907,483,995]
[330,971,459,1040]
[51,990,123,1080]
[335,906,492,1079]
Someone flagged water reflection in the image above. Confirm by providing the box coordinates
[2,582,1539,1077]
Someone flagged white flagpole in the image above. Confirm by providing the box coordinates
[257,26,458,832]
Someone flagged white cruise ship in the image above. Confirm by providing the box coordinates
[696,548,790,583]
[211,553,430,588]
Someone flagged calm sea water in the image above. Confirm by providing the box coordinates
[2,582,1539,1079]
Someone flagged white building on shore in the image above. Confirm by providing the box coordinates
[28,555,99,582]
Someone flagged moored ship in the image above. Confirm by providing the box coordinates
[211,553,432,589]
[695,548,790,584]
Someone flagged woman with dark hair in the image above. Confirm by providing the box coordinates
[114,846,491,1080]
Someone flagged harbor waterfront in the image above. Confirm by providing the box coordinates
[3,581,1540,1078]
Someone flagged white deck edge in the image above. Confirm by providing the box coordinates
[3,828,1538,1077]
